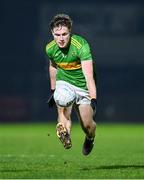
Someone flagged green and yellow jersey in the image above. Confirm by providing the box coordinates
[46,34,93,90]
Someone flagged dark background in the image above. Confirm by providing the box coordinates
[0,0,144,123]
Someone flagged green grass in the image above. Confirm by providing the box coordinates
[0,122,144,179]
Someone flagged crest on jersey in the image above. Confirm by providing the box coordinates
[72,52,76,57]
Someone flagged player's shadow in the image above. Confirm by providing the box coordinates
[81,164,144,171]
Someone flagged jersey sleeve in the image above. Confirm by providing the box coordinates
[79,43,93,61]
[45,44,53,60]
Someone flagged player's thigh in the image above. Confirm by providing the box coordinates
[57,105,73,119]
[77,104,93,125]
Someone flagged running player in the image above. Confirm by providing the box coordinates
[45,13,97,155]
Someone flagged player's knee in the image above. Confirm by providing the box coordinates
[84,121,96,132]
[54,85,76,107]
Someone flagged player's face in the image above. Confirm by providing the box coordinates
[52,26,71,48]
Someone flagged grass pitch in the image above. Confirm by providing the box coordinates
[0,122,144,179]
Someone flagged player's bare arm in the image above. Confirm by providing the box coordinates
[49,60,57,90]
[81,60,97,99]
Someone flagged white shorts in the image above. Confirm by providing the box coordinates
[54,80,91,106]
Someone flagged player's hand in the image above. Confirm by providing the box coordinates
[46,89,55,108]
[90,98,97,118]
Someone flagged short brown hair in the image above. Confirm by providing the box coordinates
[50,13,73,31]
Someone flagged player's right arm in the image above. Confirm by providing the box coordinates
[46,60,57,108]
[49,60,57,90]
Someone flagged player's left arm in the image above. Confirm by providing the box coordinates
[81,60,97,99]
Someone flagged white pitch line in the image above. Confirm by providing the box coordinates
[0,154,55,158]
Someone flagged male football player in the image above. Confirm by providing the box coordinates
[45,13,97,155]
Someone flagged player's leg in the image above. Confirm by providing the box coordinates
[56,105,72,149]
[75,104,96,155]
[57,105,72,135]
[53,81,76,149]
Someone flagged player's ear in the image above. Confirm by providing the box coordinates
[68,29,72,36]
[69,28,72,33]
[51,30,54,35]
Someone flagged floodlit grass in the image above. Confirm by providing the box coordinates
[0,122,144,179]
